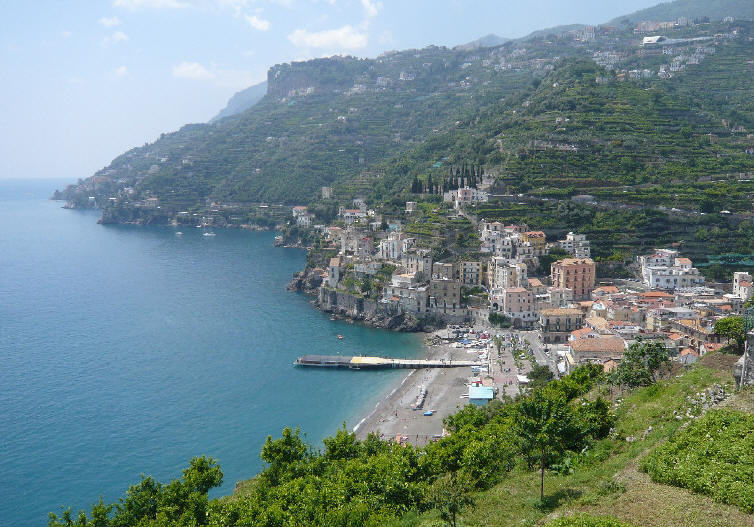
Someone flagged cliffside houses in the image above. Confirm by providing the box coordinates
[316,212,738,375]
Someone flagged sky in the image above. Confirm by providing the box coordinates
[0,0,662,182]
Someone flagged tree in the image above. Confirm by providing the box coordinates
[515,390,571,502]
[714,316,745,352]
[612,340,670,389]
[429,472,474,527]
[493,335,504,355]
[261,427,309,484]
[528,364,554,390]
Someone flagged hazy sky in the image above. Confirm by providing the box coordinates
[0,0,661,181]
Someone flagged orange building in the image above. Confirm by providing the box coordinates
[551,258,596,300]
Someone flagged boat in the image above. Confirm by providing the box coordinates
[337,334,343,340]
[175,231,183,236]
[202,232,216,237]
[423,410,434,416]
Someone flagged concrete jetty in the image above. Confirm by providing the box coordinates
[294,354,479,370]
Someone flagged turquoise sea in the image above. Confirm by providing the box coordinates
[0,179,423,526]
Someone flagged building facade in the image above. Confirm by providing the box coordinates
[551,258,596,300]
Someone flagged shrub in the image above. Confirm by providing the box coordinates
[640,409,754,513]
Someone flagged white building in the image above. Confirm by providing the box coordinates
[639,249,704,290]
[559,232,591,258]
[733,272,754,302]
[378,232,407,261]
[443,187,489,209]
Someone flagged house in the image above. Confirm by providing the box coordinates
[567,336,626,372]
[443,187,489,208]
[429,278,462,312]
[405,201,417,213]
[321,186,333,199]
[501,287,537,328]
[639,250,704,290]
[383,273,429,315]
[551,258,596,300]
[378,232,407,260]
[679,348,699,365]
[522,231,547,256]
[432,262,459,280]
[733,272,753,302]
[401,250,432,279]
[540,308,585,344]
[461,261,483,286]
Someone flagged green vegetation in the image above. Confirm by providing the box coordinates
[488,311,512,328]
[611,340,671,390]
[641,409,754,513]
[51,366,609,526]
[544,514,634,527]
[714,316,746,352]
[48,456,223,527]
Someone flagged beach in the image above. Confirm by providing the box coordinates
[354,326,524,446]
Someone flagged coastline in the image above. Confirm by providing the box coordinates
[352,328,522,446]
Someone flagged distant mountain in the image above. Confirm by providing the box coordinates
[455,34,510,51]
[518,24,586,41]
[210,81,267,122]
[609,0,754,25]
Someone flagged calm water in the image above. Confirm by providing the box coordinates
[0,179,422,526]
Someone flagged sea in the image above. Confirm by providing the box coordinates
[0,179,423,527]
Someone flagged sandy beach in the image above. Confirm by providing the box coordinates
[354,327,523,446]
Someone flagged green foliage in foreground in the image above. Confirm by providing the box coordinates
[713,316,746,352]
[641,409,754,513]
[50,366,611,527]
[48,456,223,527]
[544,514,634,527]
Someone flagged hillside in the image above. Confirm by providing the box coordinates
[210,81,268,122]
[610,0,754,25]
[56,16,754,232]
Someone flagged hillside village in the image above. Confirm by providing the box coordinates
[286,183,754,388]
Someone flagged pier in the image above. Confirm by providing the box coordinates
[294,354,479,370]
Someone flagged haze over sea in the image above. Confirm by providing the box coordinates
[0,179,422,527]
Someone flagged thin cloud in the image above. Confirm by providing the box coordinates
[115,65,128,77]
[61,30,73,39]
[288,25,367,49]
[99,16,121,27]
[360,0,380,18]
[172,61,214,80]
[244,14,270,31]
[104,31,129,45]
[113,0,187,9]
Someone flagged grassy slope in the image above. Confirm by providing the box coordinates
[413,353,753,527]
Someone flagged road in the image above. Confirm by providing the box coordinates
[513,330,559,377]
